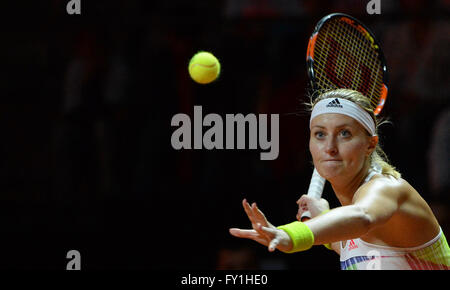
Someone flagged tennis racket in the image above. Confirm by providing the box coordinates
[301,13,389,220]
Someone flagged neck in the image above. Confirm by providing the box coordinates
[329,161,371,206]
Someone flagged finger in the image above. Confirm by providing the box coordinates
[251,203,268,225]
[254,223,272,243]
[229,228,258,239]
[301,196,313,212]
[252,235,270,246]
[299,194,312,206]
[242,198,250,211]
[242,199,257,225]
[229,228,269,246]
[297,205,306,218]
[296,196,309,218]
[297,194,312,204]
[296,195,306,205]
[256,225,280,252]
[256,223,281,245]
[268,238,279,252]
[259,225,279,236]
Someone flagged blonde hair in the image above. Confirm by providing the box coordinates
[307,89,401,179]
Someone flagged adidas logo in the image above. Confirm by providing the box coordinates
[326,98,343,108]
[348,239,358,251]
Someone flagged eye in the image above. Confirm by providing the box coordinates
[340,129,351,137]
[314,131,325,139]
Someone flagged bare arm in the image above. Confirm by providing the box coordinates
[230,178,404,253]
[304,178,402,246]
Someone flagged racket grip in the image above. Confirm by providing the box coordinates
[300,168,325,221]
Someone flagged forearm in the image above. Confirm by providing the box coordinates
[304,205,372,246]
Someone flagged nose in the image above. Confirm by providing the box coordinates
[325,136,338,156]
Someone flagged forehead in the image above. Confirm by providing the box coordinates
[310,113,363,129]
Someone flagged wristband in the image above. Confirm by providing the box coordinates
[277,222,314,253]
[320,209,330,215]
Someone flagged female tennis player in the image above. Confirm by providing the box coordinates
[230,89,450,270]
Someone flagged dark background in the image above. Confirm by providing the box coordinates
[0,0,449,270]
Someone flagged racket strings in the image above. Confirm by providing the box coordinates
[312,18,384,110]
[319,21,382,92]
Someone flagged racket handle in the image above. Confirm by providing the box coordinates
[300,168,326,221]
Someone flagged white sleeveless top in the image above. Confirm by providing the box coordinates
[339,228,450,270]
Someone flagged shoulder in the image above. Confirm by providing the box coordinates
[354,174,409,203]
[367,174,404,188]
[355,174,433,217]
[358,176,441,246]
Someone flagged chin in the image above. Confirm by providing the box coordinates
[317,164,343,179]
[319,171,339,180]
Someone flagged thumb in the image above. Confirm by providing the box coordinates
[259,225,278,236]
[302,195,314,203]
[258,225,280,251]
[297,194,314,206]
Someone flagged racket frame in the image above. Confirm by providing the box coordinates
[306,13,388,116]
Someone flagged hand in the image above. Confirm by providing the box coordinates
[296,195,330,221]
[229,199,292,252]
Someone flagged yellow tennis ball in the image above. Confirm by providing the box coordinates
[188,51,221,84]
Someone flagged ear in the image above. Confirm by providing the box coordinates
[367,135,378,155]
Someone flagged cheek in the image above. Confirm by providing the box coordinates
[340,141,367,163]
[309,139,319,160]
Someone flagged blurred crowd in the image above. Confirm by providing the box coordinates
[0,0,448,269]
